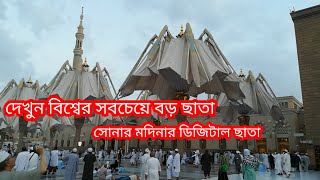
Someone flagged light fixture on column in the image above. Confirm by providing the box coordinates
[78,141,82,147]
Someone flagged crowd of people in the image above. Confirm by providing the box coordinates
[0,144,313,180]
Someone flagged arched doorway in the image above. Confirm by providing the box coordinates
[276,124,289,151]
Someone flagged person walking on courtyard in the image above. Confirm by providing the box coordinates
[166,151,174,180]
[13,146,29,171]
[172,149,180,180]
[268,153,275,170]
[262,152,270,171]
[181,152,187,165]
[140,148,150,180]
[201,149,212,179]
[282,149,291,178]
[242,149,258,180]
[48,146,59,175]
[0,147,47,180]
[130,149,136,166]
[214,152,219,165]
[24,146,39,171]
[63,148,79,180]
[301,153,310,171]
[234,151,242,174]
[193,150,200,167]
[145,151,161,180]
[273,152,282,175]
[218,152,229,180]
[292,152,301,172]
[82,148,97,180]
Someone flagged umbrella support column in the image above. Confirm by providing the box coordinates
[153,120,161,150]
[74,117,85,147]
[17,117,28,153]
[0,132,5,148]
[238,114,250,150]
[104,140,108,150]
[114,140,118,151]
[174,92,190,154]
[49,127,57,150]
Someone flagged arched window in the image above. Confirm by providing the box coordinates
[160,140,164,148]
[200,139,206,149]
[184,140,191,149]
[219,138,226,150]
[61,140,64,147]
[172,140,177,149]
[276,124,288,134]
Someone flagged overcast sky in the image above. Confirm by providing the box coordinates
[0,0,319,102]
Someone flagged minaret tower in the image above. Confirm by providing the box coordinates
[73,7,84,71]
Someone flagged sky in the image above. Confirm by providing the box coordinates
[0,0,319,102]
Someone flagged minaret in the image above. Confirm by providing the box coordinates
[73,7,85,71]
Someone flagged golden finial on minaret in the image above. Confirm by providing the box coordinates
[80,6,84,21]
[83,57,89,67]
[176,24,184,38]
[26,76,33,84]
[239,68,246,77]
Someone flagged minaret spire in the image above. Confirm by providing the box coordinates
[73,6,85,71]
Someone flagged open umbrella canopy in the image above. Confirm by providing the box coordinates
[41,60,121,125]
[0,112,9,131]
[0,78,44,132]
[217,70,284,124]
[117,23,244,100]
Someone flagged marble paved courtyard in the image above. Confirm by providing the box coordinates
[39,159,320,180]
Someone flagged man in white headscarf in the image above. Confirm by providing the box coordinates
[83,148,97,180]
[140,148,150,180]
[193,150,200,167]
[166,151,174,180]
[130,149,136,166]
[282,150,291,177]
[172,149,180,179]
[63,148,79,180]
[0,147,47,179]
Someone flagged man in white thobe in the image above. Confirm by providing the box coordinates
[140,148,150,180]
[214,152,219,165]
[158,149,163,165]
[172,149,180,180]
[145,152,161,180]
[24,147,39,171]
[282,150,291,177]
[262,152,270,170]
[166,151,174,180]
[273,152,282,175]
[48,147,59,175]
[13,146,29,171]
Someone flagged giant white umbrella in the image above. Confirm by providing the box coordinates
[117,23,244,101]
[217,70,284,124]
[117,23,244,152]
[216,70,284,149]
[42,8,119,146]
[0,78,44,152]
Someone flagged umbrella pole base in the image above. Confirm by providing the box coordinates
[174,91,190,154]
[238,114,250,151]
